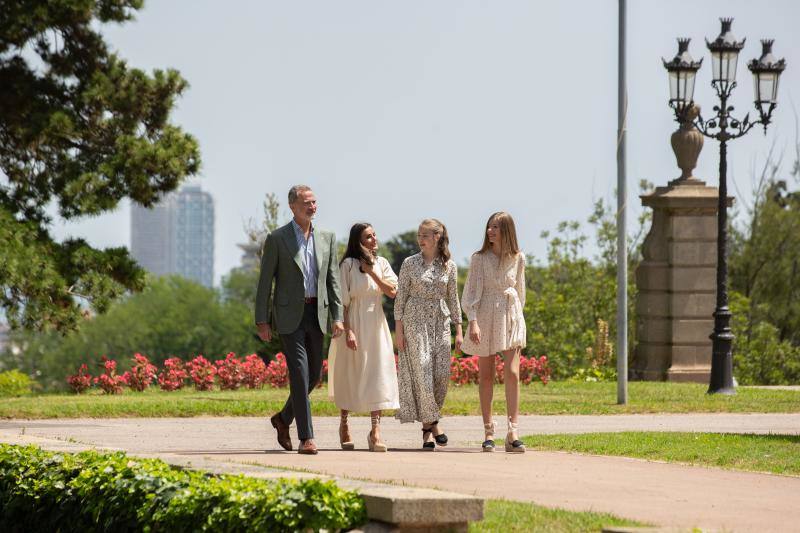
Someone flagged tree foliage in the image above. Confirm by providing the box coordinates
[0,0,200,331]
[4,276,262,390]
[729,136,800,384]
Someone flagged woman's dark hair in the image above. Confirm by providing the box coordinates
[341,222,376,270]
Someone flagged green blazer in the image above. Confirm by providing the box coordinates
[255,221,344,335]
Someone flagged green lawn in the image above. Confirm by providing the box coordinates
[471,499,646,532]
[1,382,798,419]
[521,432,800,476]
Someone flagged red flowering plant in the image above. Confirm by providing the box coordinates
[94,357,126,394]
[449,353,550,386]
[449,355,480,386]
[187,355,216,391]
[265,353,289,388]
[158,357,188,391]
[241,354,268,389]
[215,352,244,390]
[122,353,158,392]
[521,355,551,385]
[66,364,93,394]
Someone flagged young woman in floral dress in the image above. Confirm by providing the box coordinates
[394,218,463,450]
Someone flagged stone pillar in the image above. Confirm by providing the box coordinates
[631,105,733,383]
[632,183,722,382]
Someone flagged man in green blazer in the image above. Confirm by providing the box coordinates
[256,185,344,455]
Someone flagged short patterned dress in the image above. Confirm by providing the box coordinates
[394,253,462,424]
[461,251,526,357]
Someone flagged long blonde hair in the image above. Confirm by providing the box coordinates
[420,218,451,262]
[477,211,520,259]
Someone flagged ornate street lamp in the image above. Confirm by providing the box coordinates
[663,38,703,121]
[662,18,787,394]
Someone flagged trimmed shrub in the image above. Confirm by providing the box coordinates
[0,370,34,397]
[0,444,367,532]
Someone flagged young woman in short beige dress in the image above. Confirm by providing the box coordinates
[461,212,527,453]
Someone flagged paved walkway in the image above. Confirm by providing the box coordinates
[2,414,799,532]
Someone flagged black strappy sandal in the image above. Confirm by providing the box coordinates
[422,426,435,450]
[430,420,448,446]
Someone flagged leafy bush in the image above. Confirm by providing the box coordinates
[0,444,367,532]
[0,370,34,397]
[731,291,800,385]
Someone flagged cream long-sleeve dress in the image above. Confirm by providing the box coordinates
[327,257,400,412]
[394,254,461,424]
[460,251,526,357]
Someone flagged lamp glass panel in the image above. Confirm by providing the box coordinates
[724,51,739,82]
[757,72,777,103]
[685,71,697,103]
[711,52,722,81]
[668,70,680,101]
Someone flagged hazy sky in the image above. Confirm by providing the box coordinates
[51,0,800,284]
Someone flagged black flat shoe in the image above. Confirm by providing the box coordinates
[482,439,496,452]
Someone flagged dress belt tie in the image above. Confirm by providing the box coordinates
[503,287,524,342]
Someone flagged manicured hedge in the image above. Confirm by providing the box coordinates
[0,444,366,532]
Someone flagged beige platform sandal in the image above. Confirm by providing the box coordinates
[505,417,526,453]
[367,414,387,452]
[339,412,354,450]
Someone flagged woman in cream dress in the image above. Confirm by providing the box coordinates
[461,212,527,453]
[328,223,399,452]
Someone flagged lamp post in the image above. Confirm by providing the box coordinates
[662,18,786,394]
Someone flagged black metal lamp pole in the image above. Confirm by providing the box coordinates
[663,18,786,394]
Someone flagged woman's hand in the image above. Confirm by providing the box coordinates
[395,323,405,351]
[346,329,358,351]
[468,320,481,344]
[360,259,375,276]
[454,331,464,355]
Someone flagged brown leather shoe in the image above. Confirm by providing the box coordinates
[270,413,292,451]
[298,439,318,455]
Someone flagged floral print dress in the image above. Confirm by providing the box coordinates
[394,253,462,424]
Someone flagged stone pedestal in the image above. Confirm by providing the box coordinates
[632,181,732,383]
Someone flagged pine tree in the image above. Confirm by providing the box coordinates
[0,1,200,331]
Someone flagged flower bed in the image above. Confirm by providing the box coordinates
[67,351,549,393]
[0,444,366,532]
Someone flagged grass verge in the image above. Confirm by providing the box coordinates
[521,432,800,476]
[470,499,646,532]
[1,382,798,419]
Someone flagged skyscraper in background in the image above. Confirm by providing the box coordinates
[131,185,215,287]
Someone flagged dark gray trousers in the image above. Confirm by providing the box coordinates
[278,303,324,441]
